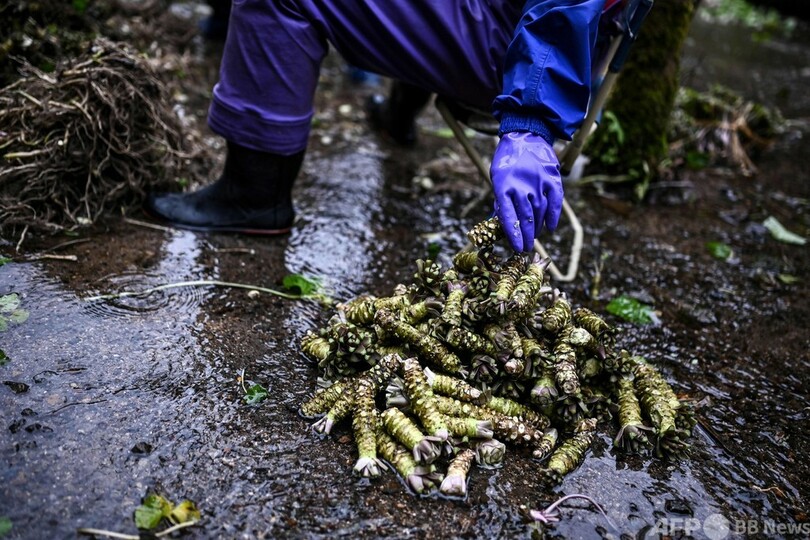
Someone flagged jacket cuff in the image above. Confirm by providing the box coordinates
[498,113,555,146]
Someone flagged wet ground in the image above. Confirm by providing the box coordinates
[2,8,809,540]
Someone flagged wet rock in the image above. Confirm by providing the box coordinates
[3,381,29,394]
[9,419,26,433]
[24,423,53,433]
[131,442,154,454]
[665,498,693,516]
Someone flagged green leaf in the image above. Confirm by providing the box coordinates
[0,516,11,536]
[685,150,710,170]
[0,257,11,267]
[134,505,165,530]
[763,216,806,245]
[426,241,441,260]
[0,294,20,314]
[282,274,321,296]
[169,500,201,525]
[8,310,28,324]
[705,241,733,260]
[135,494,173,530]
[244,383,269,405]
[777,274,800,284]
[606,295,657,325]
[0,350,8,366]
[431,127,456,139]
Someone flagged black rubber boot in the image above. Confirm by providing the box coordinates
[366,80,432,147]
[144,142,304,235]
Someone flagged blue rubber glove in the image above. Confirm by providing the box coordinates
[490,132,564,252]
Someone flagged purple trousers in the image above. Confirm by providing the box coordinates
[209,0,525,155]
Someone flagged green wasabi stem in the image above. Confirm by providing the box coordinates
[402,297,443,325]
[489,254,526,316]
[467,217,504,248]
[452,247,496,275]
[541,418,597,485]
[433,395,544,446]
[603,349,629,375]
[502,321,524,359]
[453,249,481,274]
[376,294,412,313]
[414,259,444,296]
[573,307,617,343]
[329,321,376,360]
[375,424,437,495]
[439,413,494,439]
[675,401,697,434]
[473,438,507,468]
[312,382,356,435]
[552,326,580,395]
[301,331,335,363]
[614,376,652,454]
[582,386,613,421]
[655,431,691,460]
[469,354,498,384]
[519,353,545,380]
[520,336,551,364]
[440,280,468,328]
[461,297,487,324]
[352,380,384,478]
[401,357,450,440]
[482,395,549,430]
[375,309,462,374]
[530,371,559,408]
[490,378,527,401]
[579,357,603,380]
[380,407,442,464]
[384,376,410,409]
[489,411,544,446]
[506,253,551,319]
[631,357,678,437]
[300,376,355,418]
[532,428,559,462]
[567,326,604,360]
[540,289,572,334]
[339,295,378,324]
[481,323,524,375]
[439,448,476,497]
[374,344,410,358]
[445,326,499,358]
[423,367,488,405]
[502,356,525,377]
[358,352,402,392]
[630,356,691,459]
[554,393,588,426]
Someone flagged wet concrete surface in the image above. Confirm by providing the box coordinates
[2,11,810,540]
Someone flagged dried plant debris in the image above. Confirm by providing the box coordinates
[298,217,694,500]
[0,38,200,234]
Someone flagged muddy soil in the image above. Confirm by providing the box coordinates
[1,7,809,540]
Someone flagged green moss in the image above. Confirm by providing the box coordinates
[585,0,698,195]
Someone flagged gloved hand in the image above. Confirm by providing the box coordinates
[490,132,563,252]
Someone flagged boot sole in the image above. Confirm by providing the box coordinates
[142,208,292,236]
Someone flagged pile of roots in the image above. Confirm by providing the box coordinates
[298,217,695,499]
[0,38,190,234]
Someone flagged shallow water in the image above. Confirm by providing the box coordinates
[2,10,809,540]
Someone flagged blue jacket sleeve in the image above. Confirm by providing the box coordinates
[493,0,605,144]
